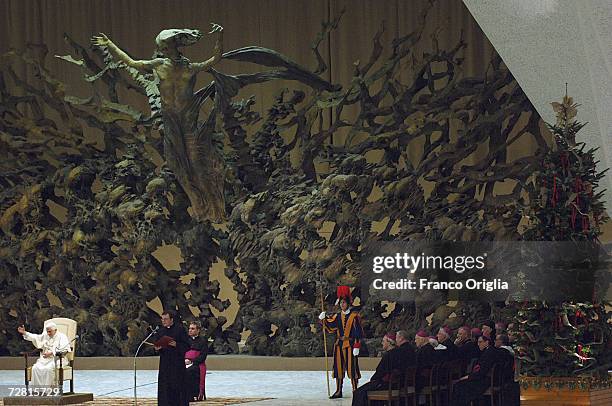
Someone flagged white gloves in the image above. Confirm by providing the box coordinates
[353,348,360,356]
[318,312,326,320]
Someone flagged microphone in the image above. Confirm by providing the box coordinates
[134,325,160,405]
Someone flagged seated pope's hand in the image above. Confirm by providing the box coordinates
[17,325,26,335]
[42,351,53,358]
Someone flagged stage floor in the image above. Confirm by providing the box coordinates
[0,400,355,406]
[0,398,268,405]
[0,370,372,405]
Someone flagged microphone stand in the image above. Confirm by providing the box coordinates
[134,327,158,406]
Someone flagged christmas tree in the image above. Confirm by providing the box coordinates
[524,93,607,241]
[511,301,610,377]
[510,93,611,378]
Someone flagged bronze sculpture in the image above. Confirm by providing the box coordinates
[0,4,562,357]
[90,25,335,223]
[92,25,227,223]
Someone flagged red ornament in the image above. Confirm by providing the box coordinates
[575,177,582,206]
[336,285,352,302]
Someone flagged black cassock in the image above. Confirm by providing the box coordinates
[415,344,436,390]
[496,347,520,406]
[186,335,208,400]
[456,340,481,372]
[154,323,190,406]
[440,338,458,361]
[452,345,497,406]
[352,343,413,406]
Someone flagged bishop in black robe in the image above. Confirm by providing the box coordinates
[414,331,436,390]
[452,336,498,406]
[352,333,407,406]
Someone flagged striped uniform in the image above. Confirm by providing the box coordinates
[322,310,363,381]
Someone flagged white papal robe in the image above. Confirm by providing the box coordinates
[23,331,71,387]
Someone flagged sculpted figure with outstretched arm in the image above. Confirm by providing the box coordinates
[91,25,227,223]
[91,24,223,113]
[86,23,334,224]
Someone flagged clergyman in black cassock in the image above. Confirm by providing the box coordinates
[455,326,479,370]
[414,330,435,390]
[436,326,458,361]
[154,311,190,406]
[185,322,209,401]
[495,334,520,406]
[395,330,416,368]
[452,335,498,406]
[352,333,404,406]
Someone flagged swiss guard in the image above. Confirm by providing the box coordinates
[319,285,364,399]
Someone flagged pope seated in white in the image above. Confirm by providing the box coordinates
[17,322,71,387]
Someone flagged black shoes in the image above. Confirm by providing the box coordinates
[329,390,343,399]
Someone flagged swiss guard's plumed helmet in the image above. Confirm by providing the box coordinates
[336,285,352,305]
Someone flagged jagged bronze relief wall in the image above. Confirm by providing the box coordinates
[0,7,549,356]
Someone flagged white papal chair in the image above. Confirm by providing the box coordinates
[22,317,77,393]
